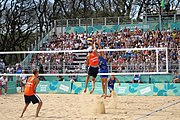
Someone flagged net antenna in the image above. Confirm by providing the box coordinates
[0,47,169,76]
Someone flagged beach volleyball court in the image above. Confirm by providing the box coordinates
[0,93,179,120]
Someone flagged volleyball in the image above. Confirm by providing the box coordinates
[87,38,93,45]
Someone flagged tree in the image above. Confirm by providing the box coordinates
[0,0,179,65]
[0,0,37,64]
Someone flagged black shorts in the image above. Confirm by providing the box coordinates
[24,94,41,104]
[133,80,139,83]
[88,66,99,78]
[21,82,26,87]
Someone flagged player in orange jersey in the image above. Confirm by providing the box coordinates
[20,69,43,117]
[84,41,99,94]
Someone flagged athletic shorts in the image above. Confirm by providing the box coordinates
[133,80,139,83]
[108,86,114,92]
[0,84,7,89]
[24,94,41,104]
[88,66,99,78]
[21,83,26,87]
[99,68,108,78]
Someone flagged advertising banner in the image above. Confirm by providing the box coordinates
[114,83,154,96]
[154,83,180,96]
[71,82,103,94]
[36,81,71,94]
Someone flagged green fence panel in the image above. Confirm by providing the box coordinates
[38,74,173,84]
[1,81,17,94]
[77,76,86,82]
[65,22,179,34]
[44,76,70,81]
[151,75,174,83]
[66,24,150,34]
[170,22,180,30]
[140,75,151,83]
[44,76,59,81]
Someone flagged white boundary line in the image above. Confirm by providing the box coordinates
[135,99,180,120]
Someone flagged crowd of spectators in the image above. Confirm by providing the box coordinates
[28,27,179,74]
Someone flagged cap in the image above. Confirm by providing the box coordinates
[87,46,93,52]
[3,73,6,77]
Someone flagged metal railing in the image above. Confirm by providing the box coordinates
[18,63,179,75]
[56,17,134,27]
[55,14,180,28]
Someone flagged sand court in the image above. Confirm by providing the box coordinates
[0,93,180,120]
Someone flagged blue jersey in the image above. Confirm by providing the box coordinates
[134,74,140,81]
[99,56,108,78]
[108,77,117,88]
[16,67,22,74]
[99,56,107,70]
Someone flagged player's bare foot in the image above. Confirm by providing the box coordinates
[90,88,94,94]
[100,94,106,99]
[20,114,23,118]
[106,94,111,97]
[83,89,87,93]
[103,94,107,99]
[100,94,104,98]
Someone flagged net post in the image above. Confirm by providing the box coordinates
[104,17,106,25]
[66,19,68,27]
[79,19,81,26]
[91,18,93,26]
[110,62,112,73]
[49,62,50,73]
[118,17,119,25]
[63,60,65,74]
[156,48,159,73]
[143,62,145,72]
[165,48,168,73]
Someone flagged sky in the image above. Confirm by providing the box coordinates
[49,0,54,3]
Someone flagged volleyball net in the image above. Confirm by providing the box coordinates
[0,47,169,76]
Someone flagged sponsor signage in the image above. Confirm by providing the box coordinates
[36,81,71,94]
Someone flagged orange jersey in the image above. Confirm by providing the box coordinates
[89,52,98,66]
[24,76,36,96]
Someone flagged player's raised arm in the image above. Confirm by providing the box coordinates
[92,39,99,56]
